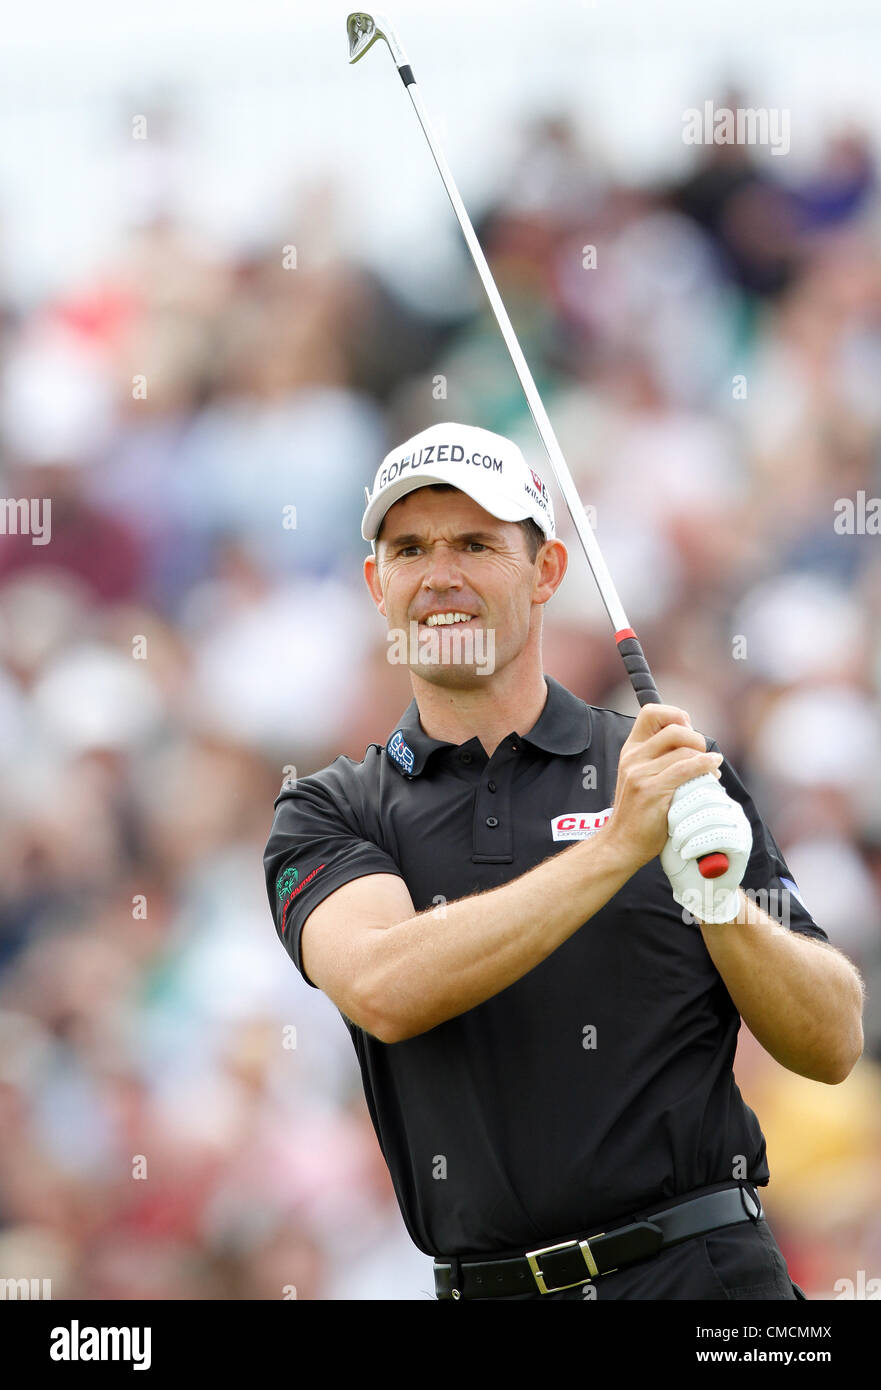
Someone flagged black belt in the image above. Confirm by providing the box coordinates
[433,1182,763,1298]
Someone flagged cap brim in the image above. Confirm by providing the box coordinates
[361,469,534,542]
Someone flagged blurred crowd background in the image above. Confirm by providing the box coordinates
[1,9,880,1301]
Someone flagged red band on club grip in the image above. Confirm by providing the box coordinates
[698,853,729,880]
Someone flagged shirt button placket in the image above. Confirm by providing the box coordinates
[472,759,514,862]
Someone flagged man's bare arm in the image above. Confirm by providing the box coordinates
[301,707,720,1042]
[697,894,865,1084]
[311,825,635,1042]
[305,817,641,1039]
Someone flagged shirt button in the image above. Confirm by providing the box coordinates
[487,781,497,793]
[460,752,472,764]
[485,816,499,828]
[510,742,519,752]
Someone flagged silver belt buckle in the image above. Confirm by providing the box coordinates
[525,1235,606,1294]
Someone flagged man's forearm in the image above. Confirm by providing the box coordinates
[698,891,865,1083]
[366,826,634,1043]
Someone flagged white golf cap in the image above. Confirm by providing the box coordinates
[361,421,555,544]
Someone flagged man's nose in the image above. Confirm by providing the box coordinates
[421,544,463,588]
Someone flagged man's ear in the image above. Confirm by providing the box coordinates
[532,538,568,606]
[364,552,387,616]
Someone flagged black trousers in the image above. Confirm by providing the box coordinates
[439,1219,803,1300]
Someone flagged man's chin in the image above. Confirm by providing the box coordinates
[388,620,498,681]
[409,661,493,688]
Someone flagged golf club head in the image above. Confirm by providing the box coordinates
[346,12,407,67]
[347,13,380,62]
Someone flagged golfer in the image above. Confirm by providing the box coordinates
[263,421,864,1300]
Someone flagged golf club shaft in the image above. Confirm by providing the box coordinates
[352,20,729,879]
[398,70,661,704]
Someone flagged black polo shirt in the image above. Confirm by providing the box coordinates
[263,675,828,1260]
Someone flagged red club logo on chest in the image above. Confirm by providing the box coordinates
[550,809,613,841]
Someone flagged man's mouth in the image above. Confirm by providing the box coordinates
[418,612,476,627]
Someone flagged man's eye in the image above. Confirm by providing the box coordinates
[397,546,421,557]
[467,542,487,552]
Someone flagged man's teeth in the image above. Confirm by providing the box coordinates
[423,612,474,626]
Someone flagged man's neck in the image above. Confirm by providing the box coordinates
[410,664,549,758]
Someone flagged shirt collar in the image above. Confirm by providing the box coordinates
[383,675,593,778]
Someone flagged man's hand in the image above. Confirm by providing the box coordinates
[607,705,725,872]
[660,775,753,923]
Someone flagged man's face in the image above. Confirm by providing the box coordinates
[363,487,564,688]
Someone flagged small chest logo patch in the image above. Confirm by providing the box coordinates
[387,729,415,774]
[551,808,613,841]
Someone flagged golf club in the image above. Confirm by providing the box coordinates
[347,11,730,880]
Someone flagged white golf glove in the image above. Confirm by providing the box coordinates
[660,774,753,924]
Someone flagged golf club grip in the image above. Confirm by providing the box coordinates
[615,631,729,880]
[615,632,660,707]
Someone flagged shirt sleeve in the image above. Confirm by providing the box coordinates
[263,768,405,988]
[705,737,828,943]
